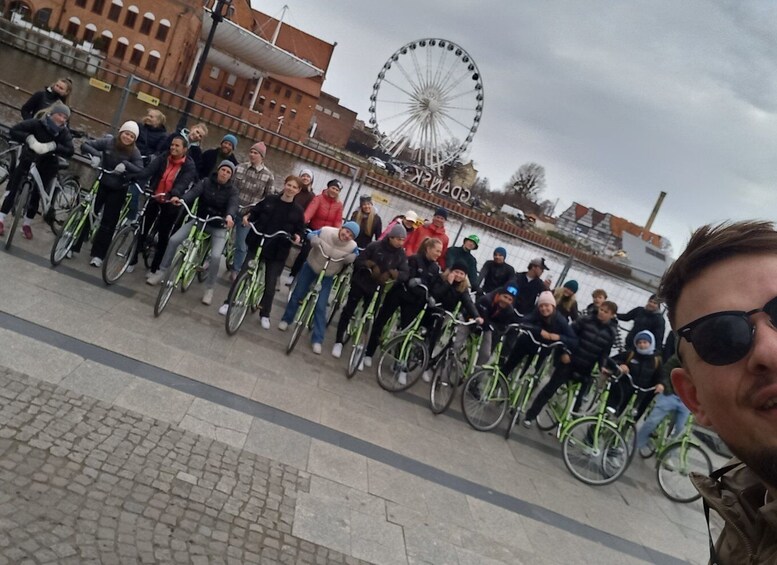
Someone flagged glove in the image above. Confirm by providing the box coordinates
[90,156,101,168]
[114,163,126,174]
[388,269,399,280]
[42,141,56,153]
[25,135,36,149]
[408,277,421,288]
[353,248,360,256]
[427,296,437,308]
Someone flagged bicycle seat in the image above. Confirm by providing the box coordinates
[56,157,70,170]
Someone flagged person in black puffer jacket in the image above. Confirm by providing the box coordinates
[364,236,443,363]
[332,223,410,358]
[620,294,666,354]
[136,109,168,159]
[607,330,662,419]
[21,77,72,119]
[478,247,516,295]
[147,161,238,306]
[0,103,74,240]
[522,300,618,426]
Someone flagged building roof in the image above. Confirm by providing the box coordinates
[568,202,664,247]
[202,8,324,80]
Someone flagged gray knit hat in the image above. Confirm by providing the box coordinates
[218,160,235,175]
[387,223,407,239]
[48,102,71,119]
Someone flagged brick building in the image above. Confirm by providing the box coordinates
[309,92,357,148]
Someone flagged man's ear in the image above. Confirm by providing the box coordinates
[671,367,712,427]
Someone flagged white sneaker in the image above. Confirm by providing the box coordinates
[260,317,271,330]
[398,371,407,386]
[422,369,432,383]
[522,419,534,429]
[89,257,103,267]
[126,264,135,273]
[312,343,322,355]
[278,321,289,331]
[332,343,343,358]
[363,356,372,368]
[218,303,229,316]
[202,288,214,305]
[284,274,294,285]
[65,250,74,259]
[146,271,165,286]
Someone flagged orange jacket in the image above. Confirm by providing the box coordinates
[403,222,449,268]
[304,193,343,230]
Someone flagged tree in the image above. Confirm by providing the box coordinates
[504,163,546,201]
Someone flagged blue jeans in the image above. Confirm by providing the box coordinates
[635,394,691,449]
[281,262,333,344]
[231,223,250,272]
[160,220,227,288]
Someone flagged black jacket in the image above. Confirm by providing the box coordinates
[10,118,74,162]
[476,291,520,329]
[478,260,516,294]
[569,316,616,373]
[620,307,666,352]
[136,124,168,157]
[81,135,143,191]
[131,153,198,197]
[198,149,238,179]
[353,238,410,293]
[513,272,546,315]
[245,195,305,262]
[612,349,662,389]
[445,246,478,289]
[404,252,441,302]
[174,174,238,228]
[429,276,478,319]
[350,210,384,249]
[520,309,578,351]
[21,88,66,120]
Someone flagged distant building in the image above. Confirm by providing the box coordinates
[310,92,357,148]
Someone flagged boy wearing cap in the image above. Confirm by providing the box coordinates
[229,141,275,277]
[147,161,239,306]
[332,222,409,359]
[403,207,450,266]
[478,247,516,294]
[198,133,239,179]
[513,257,550,315]
[350,195,383,249]
[0,103,74,239]
[445,234,480,290]
[553,280,580,322]
[471,286,522,365]
[279,222,359,354]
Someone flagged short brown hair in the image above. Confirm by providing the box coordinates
[592,289,607,299]
[659,220,777,328]
[418,237,442,256]
[284,175,301,187]
[601,300,617,314]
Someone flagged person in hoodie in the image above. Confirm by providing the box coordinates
[331,222,409,359]
[403,207,450,266]
[135,109,168,159]
[478,247,516,295]
[0,102,74,240]
[619,294,666,354]
[607,330,663,419]
[287,178,345,283]
[278,222,359,354]
[363,236,443,367]
[499,290,578,378]
[294,168,316,211]
[147,161,239,306]
[77,120,143,267]
[129,134,198,274]
[521,300,618,427]
[21,77,72,119]
[198,134,239,179]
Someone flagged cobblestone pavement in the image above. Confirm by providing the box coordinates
[0,368,368,565]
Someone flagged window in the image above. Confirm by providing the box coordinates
[91,0,105,15]
[295,93,302,103]
[208,66,220,79]
[262,80,271,90]
[155,19,170,41]
[83,23,96,42]
[274,84,281,94]
[129,43,144,65]
[226,73,237,86]
[107,2,120,21]
[314,104,323,111]
[290,109,297,120]
[145,50,160,73]
[124,5,138,28]
[279,104,286,115]
[139,12,153,34]
[284,89,291,99]
[114,38,128,60]
[257,95,265,107]
[98,30,112,53]
[33,8,52,28]
[323,108,332,116]
[75,0,87,7]
[332,112,340,119]
[269,99,276,110]
[65,17,80,40]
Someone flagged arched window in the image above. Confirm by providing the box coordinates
[279,104,286,115]
[83,22,97,42]
[114,36,128,60]
[139,11,153,34]
[269,99,276,110]
[129,42,144,65]
[65,16,80,40]
[32,7,52,28]
[145,49,160,72]
[97,29,113,53]
[124,4,138,28]
[155,18,170,41]
[107,0,121,21]
[91,0,105,15]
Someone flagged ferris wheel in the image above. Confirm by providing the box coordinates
[368,38,484,172]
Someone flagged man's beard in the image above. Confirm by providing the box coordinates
[732,445,777,490]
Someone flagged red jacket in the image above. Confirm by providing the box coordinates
[305,193,343,230]
[403,222,449,268]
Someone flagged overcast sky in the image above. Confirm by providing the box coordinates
[250,0,777,256]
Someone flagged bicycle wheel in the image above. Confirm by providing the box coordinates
[656,442,712,503]
[195,242,211,284]
[286,295,314,355]
[154,253,183,317]
[49,205,83,265]
[429,349,459,414]
[622,422,637,464]
[5,181,30,250]
[536,387,566,431]
[639,441,657,459]
[562,419,628,486]
[225,270,253,336]
[102,224,137,285]
[326,280,346,327]
[461,370,509,431]
[181,242,201,292]
[141,224,158,269]
[249,263,265,313]
[0,138,16,187]
[376,334,429,392]
[346,319,371,379]
[50,176,81,235]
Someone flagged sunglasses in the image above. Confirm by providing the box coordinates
[676,296,777,366]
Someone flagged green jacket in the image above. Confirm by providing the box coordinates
[444,246,478,289]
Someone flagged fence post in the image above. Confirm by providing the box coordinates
[111,73,135,132]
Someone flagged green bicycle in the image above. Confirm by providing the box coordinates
[343,277,390,378]
[224,226,290,335]
[153,199,221,317]
[326,262,353,327]
[428,312,480,414]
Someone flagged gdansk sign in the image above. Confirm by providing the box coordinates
[408,167,471,203]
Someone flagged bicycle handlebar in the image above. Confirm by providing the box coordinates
[247,226,291,239]
[517,328,569,350]
[175,199,226,224]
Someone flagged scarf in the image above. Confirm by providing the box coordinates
[155,154,186,196]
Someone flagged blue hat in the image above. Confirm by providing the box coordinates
[434,207,448,219]
[563,280,579,293]
[494,246,507,258]
[634,330,656,355]
[342,220,360,238]
[221,134,238,149]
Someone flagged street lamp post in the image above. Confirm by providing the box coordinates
[176,0,233,131]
